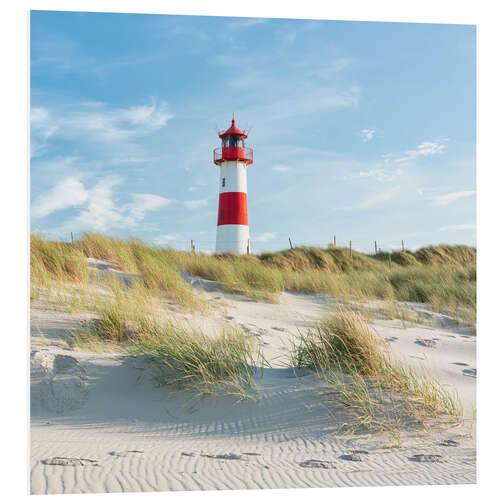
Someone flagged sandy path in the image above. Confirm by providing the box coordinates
[30,272,476,494]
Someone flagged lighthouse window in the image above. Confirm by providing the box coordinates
[228,135,239,147]
[222,178,225,187]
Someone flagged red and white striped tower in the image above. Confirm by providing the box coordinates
[213,118,253,253]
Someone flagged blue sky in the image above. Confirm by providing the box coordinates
[30,11,476,253]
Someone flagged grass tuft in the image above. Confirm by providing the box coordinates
[130,317,263,401]
[291,307,462,433]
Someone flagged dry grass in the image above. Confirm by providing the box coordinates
[31,233,206,311]
[291,307,462,433]
[31,232,475,321]
[31,233,476,322]
[129,316,264,401]
[40,276,264,401]
[64,330,111,353]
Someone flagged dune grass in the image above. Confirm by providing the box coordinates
[31,233,206,311]
[31,235,88,287]
[31,233,475,322]
[291,307,462,433]
[44,275,263,400]
[129,316,263,401]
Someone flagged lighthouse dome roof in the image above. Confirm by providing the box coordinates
[219,118,248,138]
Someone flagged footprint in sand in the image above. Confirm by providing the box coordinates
[452,362,468,366]
[299,459,336,469]
[415,338,438,348]
[43,457,99,467]
[440,439,459,447]
[462,368,476,378]
[109,450,144,457]
[272,326,285,331]
[410,454,446,463]
[339,450,369,462]
[384,336,398,343]
[201,453,242,460]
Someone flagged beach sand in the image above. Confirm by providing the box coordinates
[30,265,476,494]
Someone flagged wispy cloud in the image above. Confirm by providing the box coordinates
[252,232,277,243]
[123,194,174,224]
[343,168,403,183]
[430,190,475,206]
[271,165,290,172]
[229,18,268,30]
[183,199,209,209]
[333,186,401,212]
[439,223,475,232]
[383,139,447,167]
[30,99,173,158]
[30,107,60,157]
[361,129,375,142]
[154,233,182,245]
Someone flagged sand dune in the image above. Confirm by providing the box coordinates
[30,269,476,494]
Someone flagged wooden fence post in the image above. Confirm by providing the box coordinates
[289,237,293,249]
[191,240,195,254]
[389,253,392,268]
[247,239,250,255]
[349,240,352,257]
[71,232,74,245]
[375,240,377,254]
[334,235,336,247]
[401,240,405,252]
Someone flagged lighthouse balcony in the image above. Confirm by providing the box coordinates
[214,147,253,165]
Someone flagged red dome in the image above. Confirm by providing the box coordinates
[218,118,248,138]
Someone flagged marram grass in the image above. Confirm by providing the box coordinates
[291,307,462,433]
[31,233,475,322]
[129,316,264,402]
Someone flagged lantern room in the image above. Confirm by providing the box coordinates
[214,118,253,165]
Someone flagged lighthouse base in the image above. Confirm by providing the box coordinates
[216,224,250,254]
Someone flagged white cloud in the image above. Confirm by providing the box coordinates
[252,232,277,243]
[33,175,173,233]
[334,186,401,212]
[271,165,290,172]
[184,199,208,209]
[30,99,173,157]
[384,139,447,167]
[123,194,174,223]
[120,101,172,128]
[68,176,124,233]
[361,129,375,142]
[344,168,402,182]
[229,18,268,29]
[31,176,88,218]
[154,233,182,245]
[439,223,475,232]
[430,190,475,206]
[30,107,59,157]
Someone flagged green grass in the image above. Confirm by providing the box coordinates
[291,307,462,433]
[31,233,206,311]
[129,316,263,401]
[31,233,475,321]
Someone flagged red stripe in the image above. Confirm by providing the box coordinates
[217,192,248,226]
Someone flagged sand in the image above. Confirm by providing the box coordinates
[30,262,476,494]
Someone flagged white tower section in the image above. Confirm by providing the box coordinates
[216,160,250,253]
[213,118,253,254]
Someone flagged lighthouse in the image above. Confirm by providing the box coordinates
[213,118,253,254]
